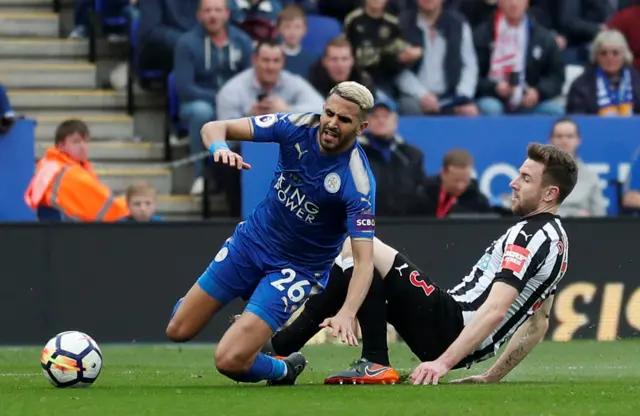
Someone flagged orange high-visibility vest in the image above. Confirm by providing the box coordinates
[24,148,129,222]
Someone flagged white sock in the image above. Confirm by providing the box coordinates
[278,362,288,380]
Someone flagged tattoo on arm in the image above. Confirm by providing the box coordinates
[495,334,530,379]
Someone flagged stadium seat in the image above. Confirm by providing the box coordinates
[562,64,586,96]
[93,0,128,28]
[166,72,188,136]
[301,15,342,57]
[129,19,166,80]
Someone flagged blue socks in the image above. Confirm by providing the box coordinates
[224,353,287,383]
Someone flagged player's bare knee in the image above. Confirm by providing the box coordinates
[165,320,193,343]
[214,346,252,374]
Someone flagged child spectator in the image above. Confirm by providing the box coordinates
[277,5,316,77]
[119,181,163,222]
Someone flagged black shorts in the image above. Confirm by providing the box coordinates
[383,253,465,365]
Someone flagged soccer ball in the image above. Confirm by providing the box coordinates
[40,331,103,388]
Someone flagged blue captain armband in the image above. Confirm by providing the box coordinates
[209,142,230,153]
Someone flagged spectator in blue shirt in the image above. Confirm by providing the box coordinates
[174,0,253,195]
[137,0,200,72]
[623,150,640,213]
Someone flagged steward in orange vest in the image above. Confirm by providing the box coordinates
[24,119,129,222]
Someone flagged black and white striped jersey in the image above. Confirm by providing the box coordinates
[448,213,569,368]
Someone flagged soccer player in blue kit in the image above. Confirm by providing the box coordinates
[165,81,377,386]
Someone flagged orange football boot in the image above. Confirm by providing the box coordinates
[324,358,400,385]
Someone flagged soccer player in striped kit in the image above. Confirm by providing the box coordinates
[263,143,578,385]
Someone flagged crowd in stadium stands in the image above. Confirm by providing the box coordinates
[23,120,164,222]
[5,0,640,221]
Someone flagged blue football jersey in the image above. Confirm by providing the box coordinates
[238,112,376,274]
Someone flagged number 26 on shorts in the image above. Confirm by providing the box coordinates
[270,268,310,313]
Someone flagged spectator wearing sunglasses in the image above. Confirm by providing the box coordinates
[566,29,640,115]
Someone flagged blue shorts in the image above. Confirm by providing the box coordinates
[196,237,328,332]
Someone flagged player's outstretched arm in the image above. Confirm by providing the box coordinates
[200,118,255,170]
[201,117,255,145]
[410,282,519,385]
[340,238,375,315]
[452,295,554,384]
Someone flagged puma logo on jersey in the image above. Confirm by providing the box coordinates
[295,143,308,160]
[519,231,533,241]
[360,197,372,207]
[395,263,408,276]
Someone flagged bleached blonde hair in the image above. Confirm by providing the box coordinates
[591,29,633,66]
[327,81,375,121]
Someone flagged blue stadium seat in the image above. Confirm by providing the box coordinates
[130,18,166,80]
[94,0,128,28]
[167,72,187,134]
[301,15,342,57]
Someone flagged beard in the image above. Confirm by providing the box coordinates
[512,196,538,217]
[319,124,357,153]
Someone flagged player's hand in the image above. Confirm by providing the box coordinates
[449,373,497,384]
[320,312,359,346]
[410,360,451,385]
[212,148,252,170]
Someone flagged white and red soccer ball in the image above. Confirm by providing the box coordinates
[40,331,103,388]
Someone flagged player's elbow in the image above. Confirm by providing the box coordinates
[490,308,509,326]
[484,301,510,325]
[200,120,221,136]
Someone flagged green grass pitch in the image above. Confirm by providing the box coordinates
[1,340,639,415]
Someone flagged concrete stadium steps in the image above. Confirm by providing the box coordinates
[0,0,178,197]
[0,12,59,37]
[156,194,230,220]
[30,112,135,141]
[0,38,131,60]
[0,6,52,12]
[8,89,162,110]
[36,141,164,161]
[0,62,96,89]
[94,164,172,195]
[156,195,202,220]
[0,0,71,7]
[0,39,86,58]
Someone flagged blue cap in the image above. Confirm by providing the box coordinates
[372,100,398,113]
